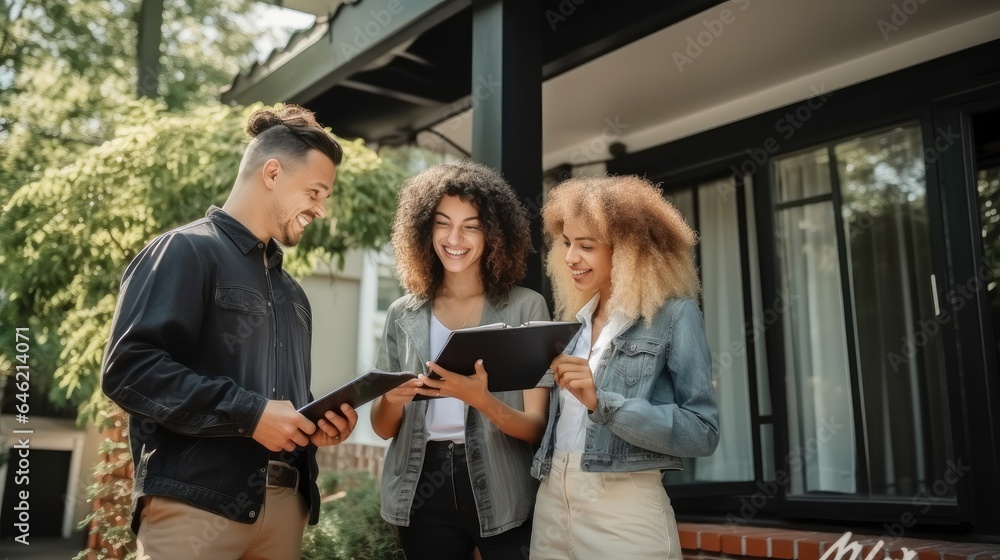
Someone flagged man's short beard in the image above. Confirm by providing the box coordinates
[278,219,300,246]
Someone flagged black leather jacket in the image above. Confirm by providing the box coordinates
[102,207,320,532]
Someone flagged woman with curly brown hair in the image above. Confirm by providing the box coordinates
[529,175,720,560]
[371,160,550,559]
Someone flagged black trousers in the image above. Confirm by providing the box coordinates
[396,441,532,560]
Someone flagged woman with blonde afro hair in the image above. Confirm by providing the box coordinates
[530,175,720,560]
[543,175,701,324]
[370,160,551,559]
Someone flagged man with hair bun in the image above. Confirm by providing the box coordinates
[102,105,355,560]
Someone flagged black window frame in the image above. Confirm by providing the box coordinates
[606,38,1000,536]
[654,171,770,500]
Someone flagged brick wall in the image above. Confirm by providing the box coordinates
[679,523,1000,560]
[315,442,386,479]
[84,422,134,560]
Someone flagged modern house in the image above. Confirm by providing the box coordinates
[224,0,1000,548]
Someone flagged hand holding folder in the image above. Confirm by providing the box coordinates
[298,368,418,422]
[420,320,583,395]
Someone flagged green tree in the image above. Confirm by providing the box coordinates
[0,4,408,557]
[0,98,405,414]
[0,0,289,194]
[0,100,405,559]
[0,0,322,413]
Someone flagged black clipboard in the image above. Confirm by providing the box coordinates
[419,321,583,396]
[298,368,417,422]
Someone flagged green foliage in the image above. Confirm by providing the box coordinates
[0,2,405,418]
[0,0,285,194]
[74,401,138,560]
[301,471,404,560]
[0,100,406,420]
[0,3,407,559]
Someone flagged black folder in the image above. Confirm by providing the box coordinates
[422,321,583,394]
[298,368,418,422]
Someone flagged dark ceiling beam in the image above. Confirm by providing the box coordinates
[353,62,464,100]
[395,50,436,68]
[339,79,442,107]
[223,0,469,105]
[416,95,471,128]
[421,129,472,157]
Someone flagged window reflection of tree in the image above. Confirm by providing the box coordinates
[978,166,1000,356]
[836,126,949,498]
[973,106,1000,364]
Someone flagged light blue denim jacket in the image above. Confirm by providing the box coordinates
[376,286,550,537]
[531,297,720,478]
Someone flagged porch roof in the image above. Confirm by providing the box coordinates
[227,0,1000,168]
[222,0,727,144]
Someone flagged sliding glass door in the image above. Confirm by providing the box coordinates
[773,124,952,500]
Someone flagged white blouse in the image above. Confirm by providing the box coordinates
[554,294,629,453]
[425,313,467,443]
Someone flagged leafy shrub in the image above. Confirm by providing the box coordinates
[301,471,403,560]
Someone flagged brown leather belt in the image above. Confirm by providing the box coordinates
[266,460,299,490]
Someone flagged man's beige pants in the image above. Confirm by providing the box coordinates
[530,449,683,560]
[135,486,308,560]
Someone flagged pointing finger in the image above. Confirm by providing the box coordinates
[426,361,459,380]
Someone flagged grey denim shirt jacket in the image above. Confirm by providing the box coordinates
[531,297,721,478]
[375,286,550,537]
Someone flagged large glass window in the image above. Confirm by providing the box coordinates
[978,165,1000,353]
[774,124,952,499]
[775,150,856,495]
[664,176,767,485]
[973,107,1000,376]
